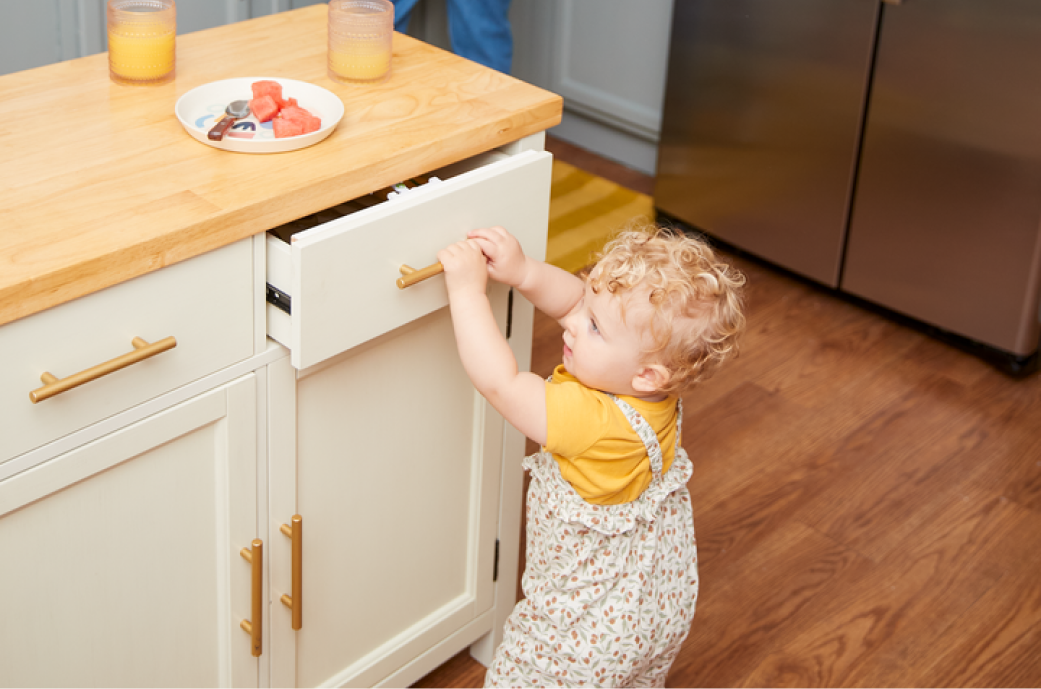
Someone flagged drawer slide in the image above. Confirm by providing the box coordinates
[266,284,292,315]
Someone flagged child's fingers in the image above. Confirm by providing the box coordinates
[437,241,465,268]
[467,226,509,250]
[466,229,496,254]
[438,239,485,270]
[470,235,497,258]
[467,226,505,240]
[462,237,487,258]
[438,240,489,296]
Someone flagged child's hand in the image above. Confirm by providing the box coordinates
[438,239,489,296]
[468,226,529,288]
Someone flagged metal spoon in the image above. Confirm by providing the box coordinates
[207,100,251,141]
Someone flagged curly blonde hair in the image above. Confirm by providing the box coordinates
[587,222,746,393]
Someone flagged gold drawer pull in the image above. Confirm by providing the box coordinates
[280,515,303,630]
[397,261,444,289]
[29,336,177,404]
[240,539,263,657]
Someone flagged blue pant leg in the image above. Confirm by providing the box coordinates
[445,0,513,73]
[391,0,423,33]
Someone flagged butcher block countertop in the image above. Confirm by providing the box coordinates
[0,5,562,328]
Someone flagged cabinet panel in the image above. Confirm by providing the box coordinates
[0,239,254,465]
[550,0,673,140]
[0,376,258,688]
[509,0,673,174]
[278,291,507,687]
[266,149,552,370]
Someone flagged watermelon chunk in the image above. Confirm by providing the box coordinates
[251,80,285,107]
[272,118,305,139]
[280,105,322,134]
[249,80,323,138]
[250,95,280,123]
[280,105,314,121]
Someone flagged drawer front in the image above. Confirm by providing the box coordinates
[267,149,552,370]
[0,239,255,464]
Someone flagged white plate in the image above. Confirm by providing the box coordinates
[175,77,345,153]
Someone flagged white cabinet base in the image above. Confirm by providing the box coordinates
[0,376,259,688]
[268,298,508,688]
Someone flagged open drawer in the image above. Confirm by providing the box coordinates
[266,148,552,370]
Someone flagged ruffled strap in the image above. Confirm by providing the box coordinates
[528,378,691,541]
[524,397,690,536]
[523,450,692,536]
[604,394,684,477]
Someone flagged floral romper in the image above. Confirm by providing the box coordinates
[486,396,698,688]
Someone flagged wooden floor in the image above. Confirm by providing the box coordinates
[413,137,1041,688]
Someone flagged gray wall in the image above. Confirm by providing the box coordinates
[0,0,325,76]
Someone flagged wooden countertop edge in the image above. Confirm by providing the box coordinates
[0,99,562,328]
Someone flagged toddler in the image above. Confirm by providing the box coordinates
[438,222,746,687]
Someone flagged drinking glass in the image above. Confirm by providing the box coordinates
[328,0,394,85]
[107,0,176,86]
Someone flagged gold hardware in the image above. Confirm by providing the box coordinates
[397,261,444,289]
[239,539,263,657]
[882,0,904,4]
[280,515,303,630]
[29,336,177,403]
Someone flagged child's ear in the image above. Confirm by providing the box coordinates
[632,364,671,394]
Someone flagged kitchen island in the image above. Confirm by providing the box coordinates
[0,5,560,326]
[0,6,561,687]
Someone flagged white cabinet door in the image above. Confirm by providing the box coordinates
[268,287,510,688]
[0,376,259,688]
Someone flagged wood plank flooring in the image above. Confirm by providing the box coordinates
[413,137,1041,688]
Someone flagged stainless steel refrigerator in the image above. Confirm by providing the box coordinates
[655,0,1041,373]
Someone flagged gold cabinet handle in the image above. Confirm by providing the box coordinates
[279,515,303,630]
[397,261,444,289]
[29,336,177,404]
[239,539,263,657]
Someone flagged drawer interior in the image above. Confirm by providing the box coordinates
[267,151,509,246]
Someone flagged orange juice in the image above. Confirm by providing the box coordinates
[328,47,391,83]
[107,0,176,85]
[108,28,175,83]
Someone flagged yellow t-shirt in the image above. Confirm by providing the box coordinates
[544,365,678,505]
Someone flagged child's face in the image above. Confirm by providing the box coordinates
[560,271,665,398]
